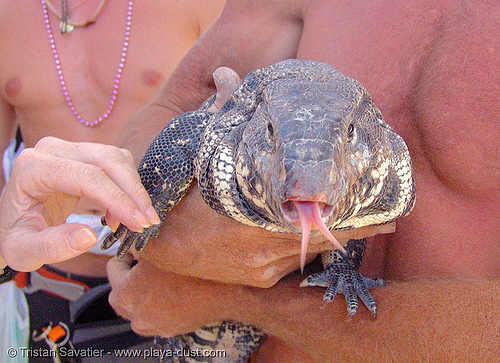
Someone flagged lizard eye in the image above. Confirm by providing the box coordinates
[347,123,355,140]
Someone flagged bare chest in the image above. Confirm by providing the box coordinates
[298,0,500,277]
[0,1,198,144]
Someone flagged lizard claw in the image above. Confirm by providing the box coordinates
[101,224,127,250]
[134,224,162,251]
[300,239,386,319]
[102,223,161,257]
[301,263,385,318]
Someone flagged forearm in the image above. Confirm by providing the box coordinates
[109,258,500,360]
[0,97,16,191]
[119,0,301,164]
[233,274,500,361]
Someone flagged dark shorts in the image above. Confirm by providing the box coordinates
[25,267,154,363]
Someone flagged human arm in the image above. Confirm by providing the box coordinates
[0,95,17,192]
[0,137,160,272]
[120,0,303,163]
[108,257,500,362]
[132,182,394,287]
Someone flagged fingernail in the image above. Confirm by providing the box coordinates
[132,209,151,229]
[109,219,120,233]
[101,216,120,232]
[145,205,161,225]
[68,228,97,252]
[377,223,396,234]
[212,72,221,84]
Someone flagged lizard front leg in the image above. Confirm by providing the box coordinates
[101,110,213,256]
[300,239,386,318]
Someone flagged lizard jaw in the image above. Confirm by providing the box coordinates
[281,201,346,273]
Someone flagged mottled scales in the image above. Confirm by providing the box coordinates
[102,59,416,362]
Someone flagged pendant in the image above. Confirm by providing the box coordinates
[60,21,74,33]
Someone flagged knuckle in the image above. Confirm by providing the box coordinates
[97,146,139,178]
[243,250,273,269]
[34,136,60,150]
[80,164,106,183]
[11,149,55,190]
[77,143,127,167]
[249,266,280,288]
[130,322,159,337]
[120,148,135,164]
[79,164,122,198]
[40,241,62,265]
[102,145,128,164]
[13,148,36,169]
[108,290,134,317]
[251,277,277,289]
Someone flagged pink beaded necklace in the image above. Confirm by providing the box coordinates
[41,0,133,127]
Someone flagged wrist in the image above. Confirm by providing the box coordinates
[224,272,306,331]
[229,271,347,336]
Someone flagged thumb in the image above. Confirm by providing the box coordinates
[208,67,241,112]
[7,224,97,271]
[66,225,99,253]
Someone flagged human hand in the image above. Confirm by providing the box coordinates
[107,255,234,337]
[135,183,394,288]
[0,137,160,272]
[207,66,241,113]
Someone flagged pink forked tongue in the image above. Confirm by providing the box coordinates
[295,201,346,273]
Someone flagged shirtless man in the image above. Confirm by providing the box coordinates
[103,0,500,361]
[2,0,499,361]
[0,1,223,360]
[0,0,224,276]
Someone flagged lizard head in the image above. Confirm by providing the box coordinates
[234,68,415,270]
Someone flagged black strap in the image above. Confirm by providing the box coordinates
[14,126,23,152]
[0,266,18,284]
[69,283,152,351]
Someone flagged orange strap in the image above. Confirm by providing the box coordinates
[46,324,67,343]
[14,266,90,295]
[14,271,27,289]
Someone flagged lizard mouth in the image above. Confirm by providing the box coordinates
[280,201,346,272]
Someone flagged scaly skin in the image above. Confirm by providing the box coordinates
[102,59,416,362]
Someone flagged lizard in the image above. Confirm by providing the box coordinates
[102,59,416,362]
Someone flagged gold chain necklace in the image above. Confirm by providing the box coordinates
[43,0,106,33]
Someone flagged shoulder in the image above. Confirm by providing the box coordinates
[220,0,303,21]
[190,0,226,34]
[164,0,225,36]
[191,0,304,33]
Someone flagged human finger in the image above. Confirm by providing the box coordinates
[333,223,396,242]
[107,254,141,323]
[12,148,150,233]
[107,254,135,289]
[208,67,241,112]
[34,137,160,226]
[2,224,97,271]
